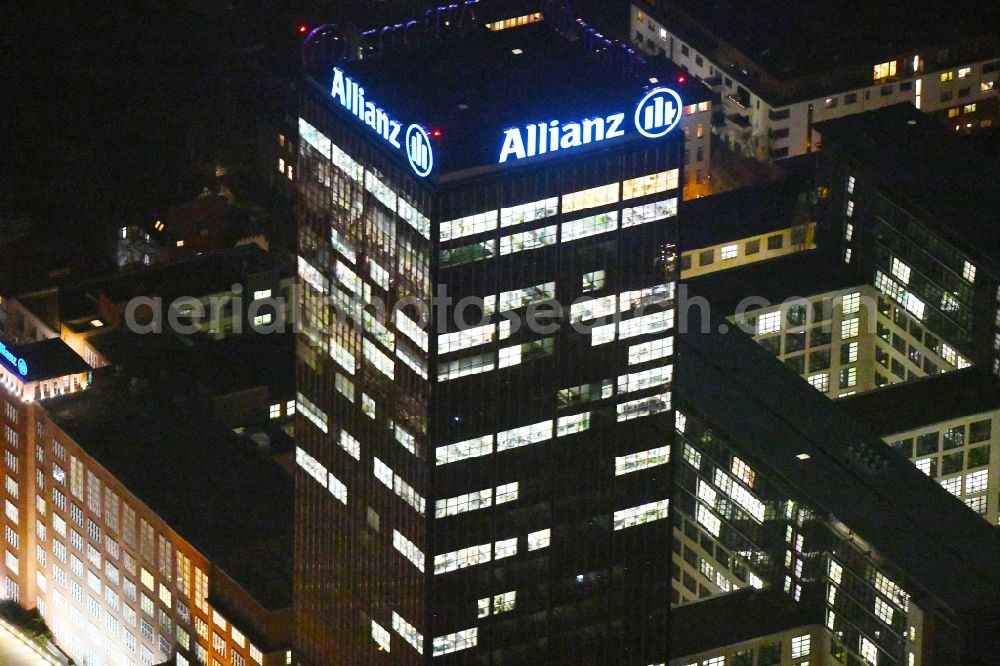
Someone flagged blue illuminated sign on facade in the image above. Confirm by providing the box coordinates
[0,341,27,378]
[499,87,683,164]
[331,67,435,178]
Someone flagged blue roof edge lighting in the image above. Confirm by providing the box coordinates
[0,340,28,378]
[330,67,435,178]
[498,86,683,165]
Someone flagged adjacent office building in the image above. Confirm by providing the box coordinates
[631,0,1000,161]
[293,4,695,663]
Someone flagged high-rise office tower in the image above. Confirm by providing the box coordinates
[292,3,699,663]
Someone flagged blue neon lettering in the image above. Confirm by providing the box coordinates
[498,88,682,165]
[0,341,27,377]
[331,67,431,175]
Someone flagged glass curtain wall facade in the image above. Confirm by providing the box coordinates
[294,87,681,665]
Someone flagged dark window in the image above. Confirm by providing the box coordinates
[941,90,954,102]
[941,452,963,475]
[892,333,906,353]
[923,357,939,374]
[916,432,939,456]
[784,355,805,373]
[785,331,806,353]
[724,77,732,87]
[745,239,761,255]
[891,438,914,457]
[810,326,832,347]
[771,127,790,139]
[680,255,692,271]
[959,87,971,98]
[891,358,906,379]
[845,93,858,104]
[984,60,1000,73]
[791,226,807,245]
[810,349,831,372]
[769,108,790,121]
[760,336,781,355]
[698,249,714,266]
[900,81,913,91]
[968,445,990,468]
[970,419,992,443]
[876,346,890,368]
[695,55,704,66]
[681,44,690,56]
[770,147,789,159]
[758,642,782,666]
[767,234,783,250]
[943,426,965,450]
[881,84,894,95]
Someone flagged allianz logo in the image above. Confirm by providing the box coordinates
[499,87,684,164]
[331,67,435,178]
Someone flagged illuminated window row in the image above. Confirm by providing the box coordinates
[873,570,908,611]
[500,225,557,255]
[713,468,765,522]
[622,198,677,228]
[561,211,618,242]
[295,447,345,503]
[363,312,394,351]
[615,445,669,476]
[875,270,927,321]
[439,323,496,354]
[571,295,617,324]
[396,343,428,379]
[434,543,492,574]
[620,282,674,311]
[335,260,362,296]
[486,12,542,31]
[395,425,417,456]
[393,529,425,572]
[498,420,552,451]
[371,620,391,652]
[363,339,395,379]
[622,169,679,200]
[436,413,588,465]
[613,499,668,530]
[374,458,425,514]
[330,340,356,375]
[339,430,361,460]
[501,196,558,228]
[440,210,498,242]
[330,228,356,264]
[562,183,619,214]
[617,391,671,422]
[297,256,328,294]
[392,611,423,654]
[485,281,556,315]
[435,482,518,518]
[395,310,429,352]
[628,336,673,365]
[478,591,516,617]
[617,364,672,394]
[438,352,494,382]
[432,627,477,657]
[296,393,328,433]
[593,310,674,346]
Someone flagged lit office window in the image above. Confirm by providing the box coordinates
[757,311,781,335]
[940,477,961,497]
[440,210,498,242]
[620,310,674,339]
[615,446,669,476]
[562,183,619,213]
[392,611,423,654]
[561,211,618,242]
[873,61,897,80]
[438,352,494,381]
[556,412,590,436]
[339,430,361,460]
[616,392,670,422]
[808,373,830,392]
[434,543,492,574]
[527,529,550,550]
[438,323,496,354]
[696,504,721,537]
[731,457,755,487]
[965,469,988,493]
[500,225,557,255]
[436,435,494,466]
[435,489,492,518]
[327,470,346,504]
[371,620,391,652]
[617,365,672,394]
[621,198,677,227]
[622,170,679,199]
[494,538,517,559]
[392,530,425,572]
[432,628,477,657]
[841,317,859,339]
[962,260,977,283]
[891,257,911,284]
[842,292,861,314]
[627,337,673,365]
[613,499,669,530]
[958,66,972,78]
[499,197,558,228]
[495,482,518,504]
[497,420,553,451]
[720,244,738,260]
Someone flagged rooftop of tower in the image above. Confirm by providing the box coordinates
[303,2,710,177]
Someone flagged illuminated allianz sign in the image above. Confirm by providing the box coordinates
[331,67,434,178]
[499,87,683,164]
[0,341,27,378]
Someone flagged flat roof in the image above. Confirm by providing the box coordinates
[838,367,1000,436]
[309,11,709,176]
[1,338,90,383]
[680,168,813,249]
[815,104,1000,275]
[44,371,293,610]
[686,251,857,315]
[637,0,999,83]
[670,588,817,658]
[678,326,1000,617]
